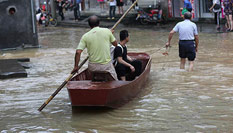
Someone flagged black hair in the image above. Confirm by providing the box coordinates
[120,30,129,41]
[88,15,100,28]
[184,12,192,19]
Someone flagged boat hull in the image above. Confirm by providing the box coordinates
[67,53,151,108]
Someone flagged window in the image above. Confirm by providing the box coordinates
[7,6,17,15]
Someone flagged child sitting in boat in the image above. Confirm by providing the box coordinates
[113,30,142,80]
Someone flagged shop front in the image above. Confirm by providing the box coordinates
[167,0,224,19]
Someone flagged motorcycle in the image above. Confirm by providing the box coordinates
[136,4,167,25]
[41,13,57,27]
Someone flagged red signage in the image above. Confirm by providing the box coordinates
[191,0,195,18]
[221,0,225,18]
[168,0,173,18]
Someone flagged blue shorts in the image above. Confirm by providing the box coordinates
[179,40,196,61]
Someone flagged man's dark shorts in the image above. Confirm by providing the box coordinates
[179,40,196,61]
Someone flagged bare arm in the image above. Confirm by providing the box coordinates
[209,3,216,10]
[194,35,199,52]
[117,57,135,72]
[110,29,117,46]
[112,40,117,47]
[71,49,83,74]
[127,55,133,62]
[166,30,175,47]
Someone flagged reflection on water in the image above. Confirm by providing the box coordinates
[0,26,233,132]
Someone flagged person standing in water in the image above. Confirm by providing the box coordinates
[72,16,118,80]
[165,12,199,71]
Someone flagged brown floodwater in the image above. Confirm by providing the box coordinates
[0,25,233,132]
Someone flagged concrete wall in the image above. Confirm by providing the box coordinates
[138,0,158,6]
[0,0,39,50]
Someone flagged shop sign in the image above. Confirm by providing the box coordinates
[168,0,173,18]
[191,0,195,18]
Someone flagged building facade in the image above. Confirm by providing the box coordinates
[167,0,225,19]
[0,0,39,50]
[134,0,225,19]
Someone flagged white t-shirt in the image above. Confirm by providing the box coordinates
[36,13,41,21]
[213,0,221,12]
[173,19,198,40]
[213,0,220,4]
[110,0,116,6]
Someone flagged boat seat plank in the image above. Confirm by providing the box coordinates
[91,71,115,82]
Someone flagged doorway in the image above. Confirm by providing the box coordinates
[200,0,213,18]
[172,0,181,17]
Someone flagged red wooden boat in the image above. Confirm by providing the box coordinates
[67,53,151,108]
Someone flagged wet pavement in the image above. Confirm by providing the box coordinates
[0,24,233,132]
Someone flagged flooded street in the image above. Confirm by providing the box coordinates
[0,25,233,132]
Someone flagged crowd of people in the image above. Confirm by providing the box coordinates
[53,0,138,21]
[180,0,233,31]
[50,0,232,75]
[209,0,233,31]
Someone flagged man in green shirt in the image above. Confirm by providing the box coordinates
[72,15,118,80]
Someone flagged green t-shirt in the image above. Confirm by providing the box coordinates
[77,27,116,64]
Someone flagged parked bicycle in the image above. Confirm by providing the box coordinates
[40,13,58,27]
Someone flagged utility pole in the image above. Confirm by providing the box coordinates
[38,0,41,8]
[87,0,90,9]
[46,0,49,13]
[51,0,57,19]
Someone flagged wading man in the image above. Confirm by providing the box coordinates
[72,15,118,80]
[165,12,199,71]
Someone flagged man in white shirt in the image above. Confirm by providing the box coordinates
[165,12,199,71]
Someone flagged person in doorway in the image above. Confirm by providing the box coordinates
[165,12,199,71]
[97,0,105,12]
[74,0,82,21]
[116,0,124,14]
[114,30,142,80]
[123,0,128,5]
[105,0,109,10]
[108,0,116,19]
[180,0,192,17]
[72,15,118,80]
[209,0,221,30]
[57,0,65,20]
[223,0,233,31]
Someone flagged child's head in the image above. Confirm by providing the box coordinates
[120,30,129,42]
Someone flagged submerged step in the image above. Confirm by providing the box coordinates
[0,59,29,79]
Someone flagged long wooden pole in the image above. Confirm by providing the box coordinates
[38,57,89,111]
[111,0,138,30]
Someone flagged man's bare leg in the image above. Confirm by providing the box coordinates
[188,61,194,71]
[180,58,186,69]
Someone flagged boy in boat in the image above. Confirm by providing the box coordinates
[72,15,118,80]
[113,30,142,80]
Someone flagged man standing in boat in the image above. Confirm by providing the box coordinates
[165,12,199,71]
[113,30,142,80]
[72,15,118,80]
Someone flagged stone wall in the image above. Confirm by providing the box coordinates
[0,0,39,50]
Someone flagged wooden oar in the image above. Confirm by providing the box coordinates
[38,56,89,111]
[111,0,138,30]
